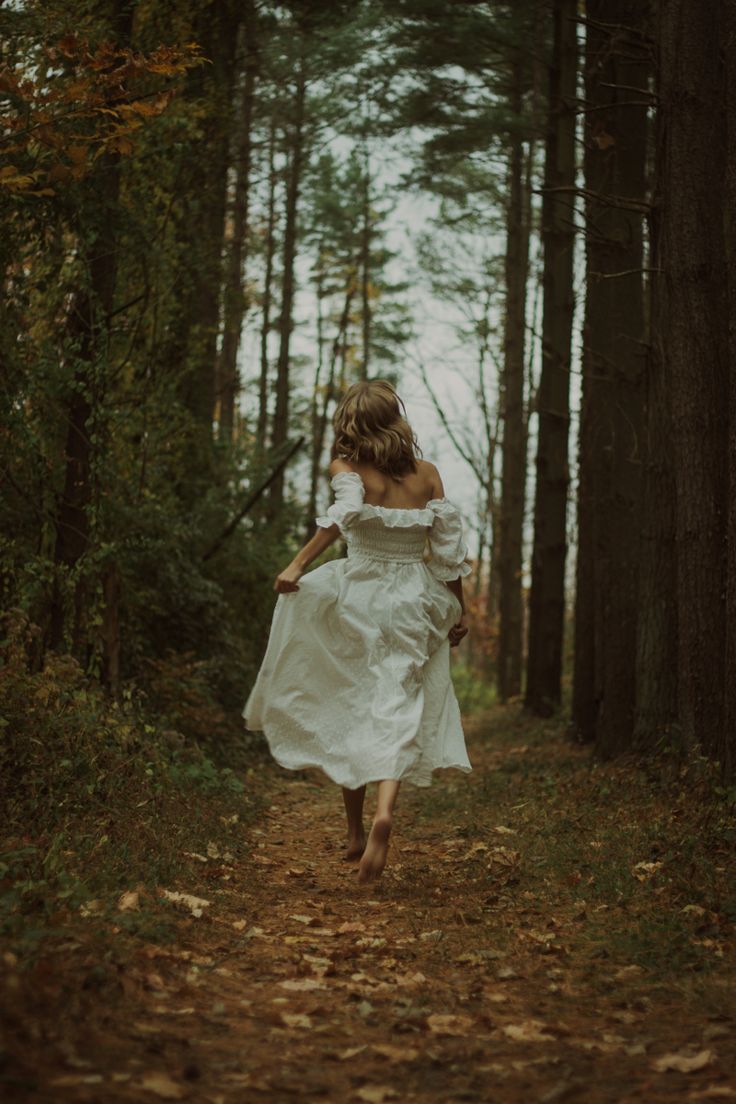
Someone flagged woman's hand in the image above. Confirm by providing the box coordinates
[449,614,468,647]
[274,563,303,593]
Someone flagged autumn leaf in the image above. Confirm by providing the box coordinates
[502,1020,555,1042]
[139,1071,185,1099]
[426,1013,474,1037]
[160,889,210,917]
[280,1012,312,1029]
[117,889,140,911]
[356,1087,399,1103]
[652,1049,714,1073]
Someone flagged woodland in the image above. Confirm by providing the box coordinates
[1,2,736,1101]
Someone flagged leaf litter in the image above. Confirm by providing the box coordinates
[2,708,735,1102]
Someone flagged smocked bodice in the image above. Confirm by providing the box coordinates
[315,470,472,581]
[348,516,429,564]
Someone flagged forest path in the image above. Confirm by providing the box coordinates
[5,709,735,1103]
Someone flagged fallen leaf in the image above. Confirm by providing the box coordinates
[418,930,443,942]
[118,890,140,911]
[281,1012,312,1029]
[286,867,306,876]
[426,1013,474,1037]
[290,914,320,926]
[338,920,367,933]
[160,889,210,918]
[392,971,427,988]
[278,978,326,991]
[372,1043,419,1062]
[493,825,517,835]
[652,1049,714,1073]
[356,1087,399,1103]
[232,919,247,931]
[140,1071,185,1099]
[338,1045,367,1060]
[502,1020,555,1043]
[632,861,663,881]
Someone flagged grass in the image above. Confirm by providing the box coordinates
[412,704,736,992]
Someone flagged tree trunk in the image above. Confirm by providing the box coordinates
[633,23,678,754]
[256,121,278,454]
[48,2,134,660]
[659,0,729,761]
[724,1,736,781]
[525,0,577,716]
[360,140,371,380]
[306,284,354,537]
[218,4,258,440]
[573,0,649,756]
[270,60,307,507]
[497,59,530,703]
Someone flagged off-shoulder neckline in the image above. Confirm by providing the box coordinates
[329,469,448,515]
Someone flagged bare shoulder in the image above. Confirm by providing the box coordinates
[417,459,445,497]
[329,457,355,477]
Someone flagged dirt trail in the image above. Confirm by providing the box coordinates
[4,710,735,1103]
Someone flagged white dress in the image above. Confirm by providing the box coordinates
[242,471,473,789]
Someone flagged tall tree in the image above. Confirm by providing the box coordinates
[496,56,532,703]
[525,0,577,716]
[658,0,729,764]
[572,1,650,753]
[270,54,307,507]
[217,1,259,440]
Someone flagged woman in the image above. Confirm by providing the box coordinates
[243,379,472,883]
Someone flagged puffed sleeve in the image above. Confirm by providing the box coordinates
[426,498,472,581]
[315,471,365,535]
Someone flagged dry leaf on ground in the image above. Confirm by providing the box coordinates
[426,1013,474,1036]
[502,1020,555,1043]
[372,1043,420,1062]
[139,1071,185,1099]
[652,1048,714,1073]
[160,890,210,918]
[356,1087,399,1103]
[281,1012,312,1029]
[278,978,326,991]
[117,890,140,911]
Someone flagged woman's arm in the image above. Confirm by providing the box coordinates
[274,523,341,593]
[427,462,469,647]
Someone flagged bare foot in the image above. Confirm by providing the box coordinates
[343,832,366,861]
[357,815,392,883]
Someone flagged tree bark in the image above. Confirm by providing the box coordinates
[218,3,258,440]
[573,0,649,755]
[256,121,278,454]
[497,58,530,703]
[525,0,577,716]
[48,1,134,660]
[724,0,736,781]
[659,0,729,762]
[360,140,371,381]
[633,14,678,754]
[270,59,307,507]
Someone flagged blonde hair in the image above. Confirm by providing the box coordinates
[331,379,421,478]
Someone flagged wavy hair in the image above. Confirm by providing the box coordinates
[331,380,421,479]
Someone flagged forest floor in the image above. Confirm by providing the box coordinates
[2,705,735,1104]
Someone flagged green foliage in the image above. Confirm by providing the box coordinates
[0,608,262,948]
[451,660,496,714]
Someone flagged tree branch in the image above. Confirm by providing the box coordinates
[201,436,305,562]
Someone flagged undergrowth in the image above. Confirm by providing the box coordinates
[0,609,266,959]
[424,707,736,987]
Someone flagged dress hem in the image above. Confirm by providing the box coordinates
[245,724,472,789]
